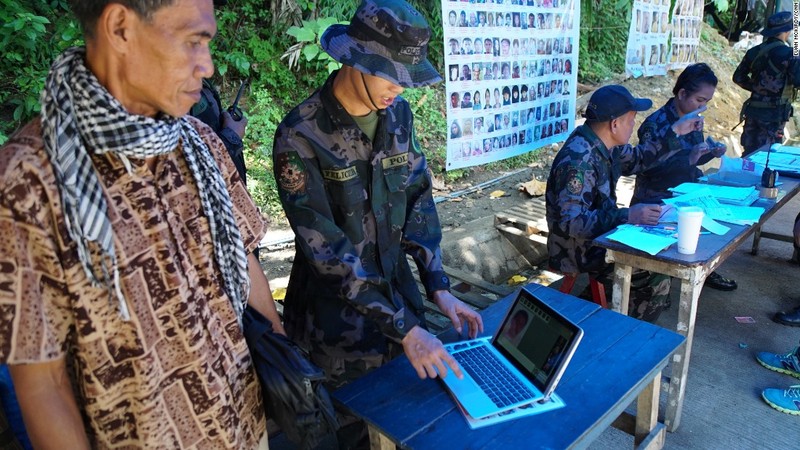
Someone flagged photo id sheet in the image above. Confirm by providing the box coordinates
[668,0,703,70]
[625,0,671,77]
[442,0,580,170]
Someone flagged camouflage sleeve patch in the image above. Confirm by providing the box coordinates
[565,168,584,194]
[276,152,307,195]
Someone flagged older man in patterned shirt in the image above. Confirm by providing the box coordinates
[0,1,282,448]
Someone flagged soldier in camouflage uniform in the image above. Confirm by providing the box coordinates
[633,63,737,291]
[190,79,248,182]
[546,85,702,322]
[273,0,482,412]
[733,11,800,156]
[190,0,249,183]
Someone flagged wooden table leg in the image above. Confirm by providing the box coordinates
[635,375,665,450]
[611,262,632,315]
[368,424,395,450]
[664,275,703,432]
[751,224,762,255]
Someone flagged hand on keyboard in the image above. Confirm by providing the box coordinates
[402,326,463,380]
[432,290,484,338]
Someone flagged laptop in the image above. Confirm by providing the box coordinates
[440,287,583,420]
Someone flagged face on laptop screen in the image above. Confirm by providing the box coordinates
[494,293,577,388]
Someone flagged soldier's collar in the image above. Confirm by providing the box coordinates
[664,98,680,123]
[575,124,613,161]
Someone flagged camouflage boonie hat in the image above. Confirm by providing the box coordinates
[321,0,442,88]
[762,11,792,37]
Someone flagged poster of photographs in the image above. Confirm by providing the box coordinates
[668,0,703,70]
[442,0,580,171]
[624,0,670,77]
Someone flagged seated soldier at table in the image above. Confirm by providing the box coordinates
[546,85,702,322]
[632,63,737,292]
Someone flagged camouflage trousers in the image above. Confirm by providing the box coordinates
[741,117,785,157]
[310,344,404,450]
[581,265,671,323]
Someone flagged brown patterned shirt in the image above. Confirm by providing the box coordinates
[0,117,267,448]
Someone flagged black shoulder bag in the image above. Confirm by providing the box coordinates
[242,306,339,449]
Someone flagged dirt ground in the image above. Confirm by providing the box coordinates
[260,23,790,285]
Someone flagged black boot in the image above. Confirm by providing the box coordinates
[773,306,800,327]
[705,271,737,291]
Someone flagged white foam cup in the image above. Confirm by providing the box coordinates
[677,206,704,254]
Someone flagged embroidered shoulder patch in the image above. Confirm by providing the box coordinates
[565,168,584,195]
[276,152,307,195]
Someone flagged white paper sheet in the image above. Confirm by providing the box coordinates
[701,216,730,235]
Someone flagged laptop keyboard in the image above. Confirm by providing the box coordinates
[452,344,535,408]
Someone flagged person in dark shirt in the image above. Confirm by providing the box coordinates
[633,63,736,291]
[190,79,248,182]
[733,11,800,156]
[546,85,702,322]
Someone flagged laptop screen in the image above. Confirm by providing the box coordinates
[492,289,581,390]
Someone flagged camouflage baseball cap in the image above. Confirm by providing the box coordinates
[321,0,442,88]
[583,85,652,123]
[762,11,792,37]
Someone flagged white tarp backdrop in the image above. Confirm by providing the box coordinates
[625,0,671,77]
[442,0,580,171]
[669,0,704,70]
[624,0,704,77]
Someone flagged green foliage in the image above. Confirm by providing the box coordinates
[711,0,729,12]
[403,87,448,174]
[318,0,359,19]
[284,17,345,74]
[0,0,80,141]
[244,88,286,218]
[578,0,632,82]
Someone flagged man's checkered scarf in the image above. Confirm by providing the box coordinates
[40,47,250,322]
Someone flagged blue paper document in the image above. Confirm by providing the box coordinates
[607,225,677,255]
[668,183,759,206]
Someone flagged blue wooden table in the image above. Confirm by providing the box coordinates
[333,283,684,450]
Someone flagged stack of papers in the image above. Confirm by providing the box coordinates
[669,183,759,206]
[664,186,764,226]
